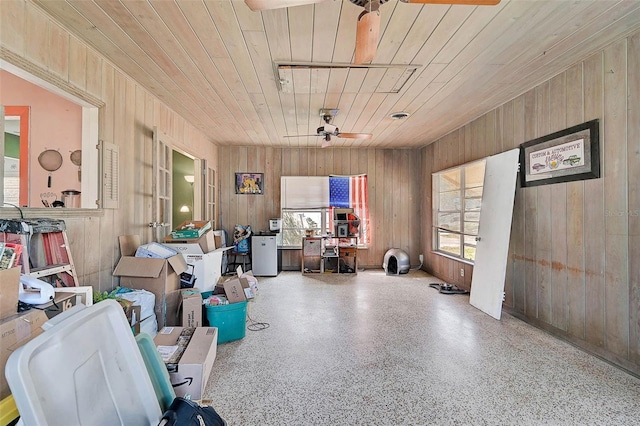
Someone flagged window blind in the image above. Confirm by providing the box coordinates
[280,176,329,209]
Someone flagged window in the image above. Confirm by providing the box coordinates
[281,209,330,247]
[280,175,370,248]
[433,160,486,262]
[329,175,370,247]
[2,64,99,209]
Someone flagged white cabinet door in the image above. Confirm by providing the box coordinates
[469,148,520,320]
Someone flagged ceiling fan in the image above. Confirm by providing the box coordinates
[245,0,500,64]
[284,109,373,147]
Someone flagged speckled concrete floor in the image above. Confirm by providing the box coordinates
[203,270,640,425]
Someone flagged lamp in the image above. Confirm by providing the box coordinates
[182,174,194,217]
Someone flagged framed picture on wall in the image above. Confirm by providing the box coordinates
[519,119,600,187]
[235,172,264,195]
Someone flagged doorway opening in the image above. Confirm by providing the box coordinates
[172,150,195,230]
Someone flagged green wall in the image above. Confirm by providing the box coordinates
[4,133,20,158]
[172,151,195,229]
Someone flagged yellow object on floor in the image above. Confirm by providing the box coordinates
[0,394,19,426]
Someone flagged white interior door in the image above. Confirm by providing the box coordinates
[204,163,217,229]
[151,127,172,242]
[469,148,520,320]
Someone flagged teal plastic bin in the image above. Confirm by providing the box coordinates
[202,292,247,344]
[135,332,175,412]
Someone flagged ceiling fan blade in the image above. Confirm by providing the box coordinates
[245,0,331,11]
[400,0,500,5]
[284,134,322,138]
[337,132,373,139]
[354,9,380,65]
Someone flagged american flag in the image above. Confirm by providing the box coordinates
[329,175,370,244]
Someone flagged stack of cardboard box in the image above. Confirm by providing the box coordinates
[111,227,228,401]
[113,235,188,328]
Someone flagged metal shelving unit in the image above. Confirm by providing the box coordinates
[302,236,357,274]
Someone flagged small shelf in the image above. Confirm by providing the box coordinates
[301,236,357,274]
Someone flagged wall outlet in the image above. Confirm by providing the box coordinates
[419,254,424,263]
[460,268,464,277]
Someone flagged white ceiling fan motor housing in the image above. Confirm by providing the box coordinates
[323,123,337,134]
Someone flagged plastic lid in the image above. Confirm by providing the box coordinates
[6,300,162,425]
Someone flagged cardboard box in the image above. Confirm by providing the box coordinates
[216,275,249,303]
[0,267,20,320]
[171,221,212,239]
[180,289,203,327]
[217,267,256,300]
[34,291,80,319]
[240,270,257,299]
[114,236,188,328]
[154,327,218,399]
[163,230,216,255]
[184,251,223,293]
[213,231,224,251]
[0,309,49,399]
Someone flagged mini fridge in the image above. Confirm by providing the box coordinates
[251,235,278,276]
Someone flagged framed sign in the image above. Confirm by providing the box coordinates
[235,172,263,194]
[519,119,600,187]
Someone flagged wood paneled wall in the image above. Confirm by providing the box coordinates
[0,0,218,293]
[422,30,640,375]
[218,147,422,269]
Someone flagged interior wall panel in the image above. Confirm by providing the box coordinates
[603,39,629,358]
[583,52,606,349]
[628,32,640,367]
[548,73,569,331]
[564,62,586,339]
[421,29,640,376]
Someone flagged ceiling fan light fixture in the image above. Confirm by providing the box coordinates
[323,123,337,134]
[390,111,410,120]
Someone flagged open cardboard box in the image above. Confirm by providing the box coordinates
[178,251,227,293]
[162,230,216,254]
[171,221,212,239]
[216,270,255,302]
[154,326,218,400]
[217,266,257,300]
[162,243,232,293]
[113,235,188,328]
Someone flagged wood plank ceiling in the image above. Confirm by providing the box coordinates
[32,0,640,149]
